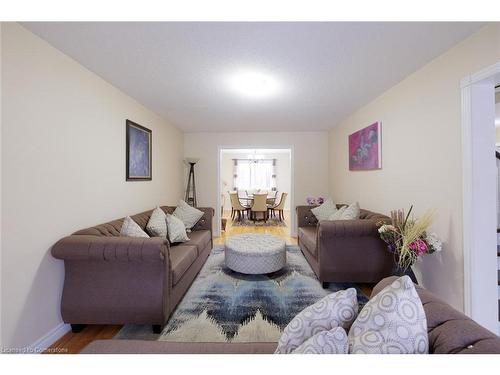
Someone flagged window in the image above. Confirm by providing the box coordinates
[234,159,276,192]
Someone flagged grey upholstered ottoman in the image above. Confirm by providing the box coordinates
[224,234,286,274]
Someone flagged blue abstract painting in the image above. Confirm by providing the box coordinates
[126,120,151,180]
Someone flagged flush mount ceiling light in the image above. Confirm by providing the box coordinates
[226,70,281,99]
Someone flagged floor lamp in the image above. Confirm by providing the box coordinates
[184,158,199,206]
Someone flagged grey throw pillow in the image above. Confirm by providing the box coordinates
[173,200,204,230]
[166,214,189,243]
[146,207,168,238]
[328,206,347,220]
[120,216,149,238]
[311,198,337,222]
[339,202,360,220]
[293,327,349,354]
[348,276,428,354]
[275,288,358,354]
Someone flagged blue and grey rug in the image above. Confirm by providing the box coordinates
[114,245,369,343]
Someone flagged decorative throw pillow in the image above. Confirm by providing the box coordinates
[293,327,349,354]
[311,198,337,222]
[328,205,347,220]
[120,216,149,238]
[339,202,360,220]
[146,207,168,238]
[173,200,204,230]
[275,288,358,354]
[348,276,428,354]
[166,214,190,243]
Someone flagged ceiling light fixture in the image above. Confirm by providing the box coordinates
[227,70,281,99]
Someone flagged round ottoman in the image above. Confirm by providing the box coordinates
[224,234,286,274]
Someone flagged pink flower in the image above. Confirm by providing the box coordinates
[409,239,428,256]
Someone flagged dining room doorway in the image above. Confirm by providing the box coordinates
[217,147,293,243]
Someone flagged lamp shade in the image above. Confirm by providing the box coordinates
[184,157,200,164]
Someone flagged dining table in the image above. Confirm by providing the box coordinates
[239,194,277,207]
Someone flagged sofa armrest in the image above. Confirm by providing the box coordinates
[296,205,319,227]
[51,235,169,262]
[191,207,214,232]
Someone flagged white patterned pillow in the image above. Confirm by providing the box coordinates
[339,202,360,220]
[146,207,167,238]
[311,198,337,222]
[293,327,348,354]
[166,214,189,243]
[120,216,149,238]
[348,276,428,354]
[275,288,358,354]
[328,206,347,220]
[173,200,204,230]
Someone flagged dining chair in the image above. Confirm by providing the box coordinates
[269,192,288,222]
[229,192,248,221]
[267,190,278,206]
[250,193,269,222]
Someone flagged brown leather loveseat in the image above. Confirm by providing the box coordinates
[52,206,213,333]
[296,205,394,285]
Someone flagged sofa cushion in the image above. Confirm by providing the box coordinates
[311,198,337,221]
[166,214,190,243]
[120,216,150,238]
[339,202,360,220]
[298,227,317,257]
[169,245,198,285]
[146,207,168,238]
[276,288,358,354]
[372,276,500,354]
[183,230,211,256]
[349,276,428,354]
[173,200,205,230]
[293,327,349,354]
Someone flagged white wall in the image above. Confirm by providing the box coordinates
[220,150,291,211]
[1,23,185,349]
[0,22,3,350]
[184,132,329,236]
[328,24,500,317]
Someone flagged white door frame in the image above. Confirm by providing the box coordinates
[216,145,295,237]
[461,61,500,333]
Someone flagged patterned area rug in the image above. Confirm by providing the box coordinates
[114,245,369,343]
[231,218,287,227]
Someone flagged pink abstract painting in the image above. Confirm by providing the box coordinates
[348,122,381,170]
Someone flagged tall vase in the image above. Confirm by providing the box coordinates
[391,263,418,285]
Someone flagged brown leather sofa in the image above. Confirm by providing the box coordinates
[81,276,500,354]
[52,206,213,333]
[296,205,394,285]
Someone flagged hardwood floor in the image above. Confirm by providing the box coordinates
[46,209,372,353]
[44,325,122,354]
[214,210,297,246]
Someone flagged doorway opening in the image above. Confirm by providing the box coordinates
[216,147,294,243]
[461,62,500,334]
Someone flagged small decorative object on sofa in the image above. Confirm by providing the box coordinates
[377,205,442,272]
[306,196,325,205]
[126,119,152,181]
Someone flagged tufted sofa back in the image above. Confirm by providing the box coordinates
[73,206,213,237]
[296,204,390,228]
[372,276,500,354]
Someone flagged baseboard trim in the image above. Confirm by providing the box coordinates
[28,323,71,353]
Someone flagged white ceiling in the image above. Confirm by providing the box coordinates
[23,22,484,133]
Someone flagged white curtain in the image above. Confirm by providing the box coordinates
[234,159,276,191]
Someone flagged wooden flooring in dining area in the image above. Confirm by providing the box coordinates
[214,209,297,246]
